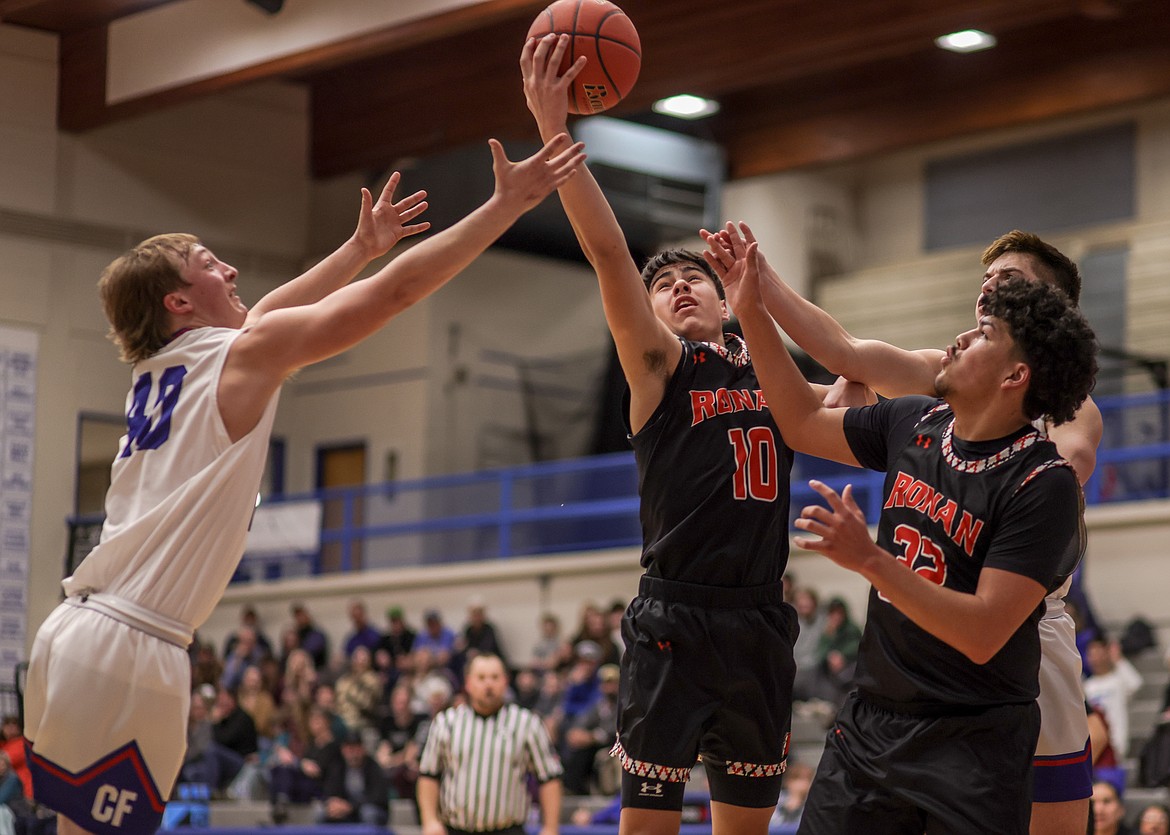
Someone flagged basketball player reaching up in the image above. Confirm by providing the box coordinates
[519,33,860,835]
[22,134,584,835]
[704,222,1101,834]
[707,231,1097,835]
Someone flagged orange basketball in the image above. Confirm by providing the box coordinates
[527,0,641,115]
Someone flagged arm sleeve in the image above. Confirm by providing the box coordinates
[416,711,448,779]
[983,466,1081,590]
[525,713,564,782]
[843,395,938,472]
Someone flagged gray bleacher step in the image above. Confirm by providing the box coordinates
[208,800,316,828]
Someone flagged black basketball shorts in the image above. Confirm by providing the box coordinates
[612,575,798,810]
[797,691,1041,835]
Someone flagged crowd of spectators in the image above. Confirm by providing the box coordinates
[173,595,634,824]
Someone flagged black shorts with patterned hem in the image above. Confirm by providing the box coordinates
[615,575,797,810]
[797,691,1040,835]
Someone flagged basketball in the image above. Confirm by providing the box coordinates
[527,0,641,115]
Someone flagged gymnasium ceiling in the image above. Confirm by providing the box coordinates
[3,0,1169,181]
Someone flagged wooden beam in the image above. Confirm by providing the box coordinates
[720,2,1170,178]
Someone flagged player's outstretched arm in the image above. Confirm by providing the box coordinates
[246,171,430,322]
[217,135,585,441]
[703,222,942,398]
[795,480,1049,664]
[521,33,680,428]
[708,229,859,466]
[1049,394,1102,485]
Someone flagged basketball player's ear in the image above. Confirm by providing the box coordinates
[1002,361,1030,393]
[163,289,192,316]
[720,299,731,322]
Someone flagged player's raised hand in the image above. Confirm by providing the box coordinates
[703,220,762,316]
[354,171,431,258]
[794,481,881,571]
[488,133,585,212]
[521,33,585,133]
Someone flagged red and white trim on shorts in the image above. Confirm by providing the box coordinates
[725,759,787,777]
[610,740,692,783]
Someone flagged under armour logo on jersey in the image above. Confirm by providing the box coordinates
[656,640,672,652]
[915,434,933,449]
[694,350,707,364]
[639,781,665,798]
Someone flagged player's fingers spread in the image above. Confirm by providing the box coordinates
[808,479,841,502]
[740,221,757,244]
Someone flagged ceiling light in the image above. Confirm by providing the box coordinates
[935,29,997,53]
[652,94,721,120]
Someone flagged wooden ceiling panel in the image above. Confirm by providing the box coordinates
[3,0,1166,181]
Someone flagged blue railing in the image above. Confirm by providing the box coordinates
[66,389,1170,581]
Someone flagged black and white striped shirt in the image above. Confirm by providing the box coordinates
[418,702,562,831]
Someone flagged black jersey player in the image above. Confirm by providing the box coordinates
[519,35,872,835]
[707,233,1097,835]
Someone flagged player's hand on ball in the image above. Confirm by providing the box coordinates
[521,34,583,132]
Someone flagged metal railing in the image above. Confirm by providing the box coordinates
[64,389,1170,582]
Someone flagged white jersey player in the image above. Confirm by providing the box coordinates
[22,135,585,835]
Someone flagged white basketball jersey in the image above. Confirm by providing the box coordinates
[64,327,279,632]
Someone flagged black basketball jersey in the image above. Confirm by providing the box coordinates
[843,396,1082,712]
[627,335,794,587]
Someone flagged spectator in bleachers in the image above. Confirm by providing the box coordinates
[221,626,268,692]
[791,586,826,702]
[1092,779,1134,835]
[313,683,350,742]
[279,648,319,746]
[513,667,543,712]
[456,595,508,669]
[1138,803,1170,835]
[606,598,626,660]
[561,662,620,795]
[180,685,237,793]
[412,609,457,674]
[224,605,275,661]
[216,678,262,771]
[319,731,389,826]
[533,669,567,743]
[335,645,383,734]
[290,601,331,672]
[1084,636,1144,758]
[343,599,383,660]
[530,612,571,673]
[0,749,35,835]
[268,705,341,821]
[771,760,814,827]
[558,641,603,742]
[375,684,425,803]
[238,664,279,741]
[809,596,862,710]
[0,717,31,802]
[569,602,620,667]
[190,639,224,690]
[375,606,417,687]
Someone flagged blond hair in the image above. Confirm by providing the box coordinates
[98,233,200,364]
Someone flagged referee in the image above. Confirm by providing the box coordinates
[417,653,563,835]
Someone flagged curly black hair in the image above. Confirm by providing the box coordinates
[640,249,724,299]
[980,277,1098,425]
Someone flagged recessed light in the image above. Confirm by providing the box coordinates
[935,29,997,53]
[652,94,721,120]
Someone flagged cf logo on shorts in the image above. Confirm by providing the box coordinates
[639,781,664,798]
[92,785,138,826]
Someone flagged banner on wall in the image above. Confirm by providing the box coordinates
[0,326,36,688]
